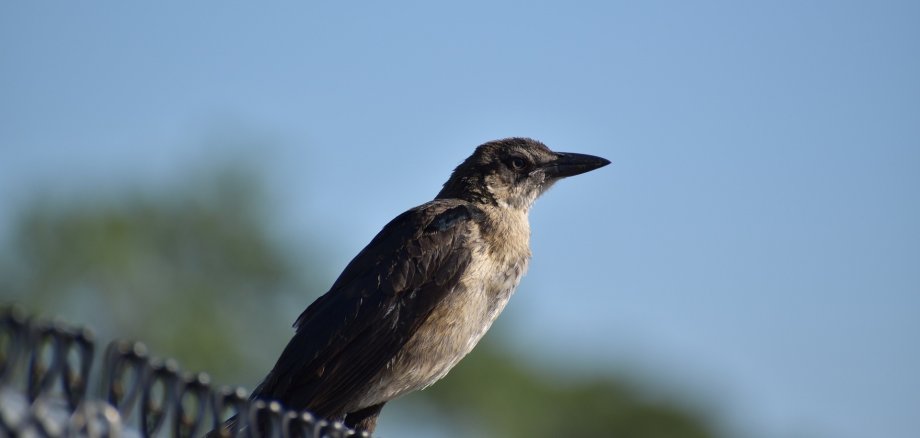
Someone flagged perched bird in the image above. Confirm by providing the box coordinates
[220,137,609,435]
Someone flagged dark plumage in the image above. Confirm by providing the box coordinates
[256,199,480,417]
[211,138,609,435]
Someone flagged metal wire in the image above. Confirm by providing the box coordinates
[0,306,370,438]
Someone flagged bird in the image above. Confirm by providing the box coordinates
[215,137,609,435]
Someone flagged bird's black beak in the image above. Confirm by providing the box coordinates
[543,152,611,178]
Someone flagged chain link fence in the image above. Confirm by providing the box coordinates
[0,306,368,438]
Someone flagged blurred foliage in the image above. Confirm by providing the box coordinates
[417,342,718,438]
[0,167,312,383]
[0,165,719,437]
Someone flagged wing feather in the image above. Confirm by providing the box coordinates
[253,199,482,418]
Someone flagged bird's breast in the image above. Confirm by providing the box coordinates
[349,207,532,411]
[412,255,528,384]
[353,244,530,410]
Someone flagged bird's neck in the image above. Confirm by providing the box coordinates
[478,203,532,263]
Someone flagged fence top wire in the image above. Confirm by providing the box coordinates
[0,306,369,438]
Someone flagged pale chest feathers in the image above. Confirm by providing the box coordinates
[456,206,531,351]
[357,207,532,408]
[459,206,532,344]
[481,206,532,264]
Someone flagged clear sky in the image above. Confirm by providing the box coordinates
[2,2,918,437]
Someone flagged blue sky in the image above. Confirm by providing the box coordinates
[2,2,918,437]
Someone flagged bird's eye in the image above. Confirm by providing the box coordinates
[510,157,526,171]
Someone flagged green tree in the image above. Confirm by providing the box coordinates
[414,341,718,437]
[0,167,317,383]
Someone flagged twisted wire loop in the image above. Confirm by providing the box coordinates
[0,307,27,385]
[0,306,368,437]
[103,340,149,419]
[141,358,180,437]
[174,372,211,437]
[62,327,95,410]
[27,323,64,402]
[210,386,249,437]
[248,400,284,437]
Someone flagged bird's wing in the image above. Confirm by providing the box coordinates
[253,199,482,416]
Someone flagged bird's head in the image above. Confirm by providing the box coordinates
[436,138,610,210]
